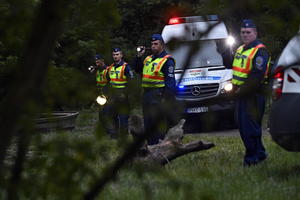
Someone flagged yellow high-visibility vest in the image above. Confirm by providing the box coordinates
[108,63,127,88]
[142,55,171,88]
[96,67,108,87]
[232,44,270,85]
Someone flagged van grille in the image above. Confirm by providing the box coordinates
[176,83,219,99]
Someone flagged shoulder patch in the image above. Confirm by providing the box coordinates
[168,66,174,73]
[255,56,264,70]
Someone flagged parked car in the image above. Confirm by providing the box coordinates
[269,28,300,151]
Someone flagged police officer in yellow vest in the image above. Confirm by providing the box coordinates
[134,34,177,145]
[232,19,270,166]
[106,48,134,138]
[89,54,114,136]
[94,54,109,92]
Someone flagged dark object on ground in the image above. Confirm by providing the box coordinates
[35,111,79,132]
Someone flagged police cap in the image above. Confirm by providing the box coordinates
[241,19,256,28]
[151,34,164,43]
[95,54,103,60]
[112,47,122,52]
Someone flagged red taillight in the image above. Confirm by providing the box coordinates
[168,17,185,25]
[272,67,284,100]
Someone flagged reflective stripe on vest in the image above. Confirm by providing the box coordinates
[96,68,108,87]
[232,44,267,86]
[142,55,171,88]
[108,63,127,88]
[263,56,272,84]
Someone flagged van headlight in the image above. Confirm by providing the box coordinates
[221,81,233,93]
[224,82,233,91]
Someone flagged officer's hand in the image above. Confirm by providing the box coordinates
[137,46,146,57]
[96,87,103,95]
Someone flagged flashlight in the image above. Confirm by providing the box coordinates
[137,47,144,52]
[88,66,95,72]
[96,95,107,105]
[137,47,151,52]
[226,36,235,46]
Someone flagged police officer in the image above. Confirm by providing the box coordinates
[89,54,115,136]
[134,34,177,145]
[107,48,134,138]
[232,19,270,166]
[93,54,109,93]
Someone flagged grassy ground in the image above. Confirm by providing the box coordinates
[4,110,300,200]
[100,133,300,200]
[78,109,299,200]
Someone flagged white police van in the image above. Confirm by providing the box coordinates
[161,15,236,130]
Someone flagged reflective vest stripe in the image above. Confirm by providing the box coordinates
[119,64,126,80]
[232,66,249,73]
[108,63,127,88]
[143,56,152,65]
[110,82,127,86]
[264,57,271,79]
[232,75,247,82]
[110,78,126,81]
[245,44,265,72]
[232,43,268,85]
[96,68,108,87]
[233,44,266,74]
[142,74,164,80]
[142,81,165,85]
[155,55,171,73]
[97,81,107,84]
[142,54,172,88]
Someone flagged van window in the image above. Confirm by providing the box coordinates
[167,39,233,69]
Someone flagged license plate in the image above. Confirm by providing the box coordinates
[186,106,209,113]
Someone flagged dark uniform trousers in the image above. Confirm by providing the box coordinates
[236,93,267,164]
[143,88,179,145]
[104,88,129,138]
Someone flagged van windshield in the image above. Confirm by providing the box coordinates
[166,40,227,70]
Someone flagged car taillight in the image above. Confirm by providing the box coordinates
[272,66,284,100]
[168,17,185,25]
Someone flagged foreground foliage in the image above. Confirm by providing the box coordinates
[2,110,300,199]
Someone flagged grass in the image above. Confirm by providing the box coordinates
[100,134,300,200]
[98,129,300,200]
[4,110,300,200]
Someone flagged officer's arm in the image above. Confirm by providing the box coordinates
[132,57,144,74]
[124,64,135,80]
[238,48,269,96]
[105,68,111,88]
[161,58,176,100]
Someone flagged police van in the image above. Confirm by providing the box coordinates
[161,15,236,129]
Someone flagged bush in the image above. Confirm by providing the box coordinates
[42,65,96,110]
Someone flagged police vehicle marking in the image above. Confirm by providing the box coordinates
[180,76,221,83]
